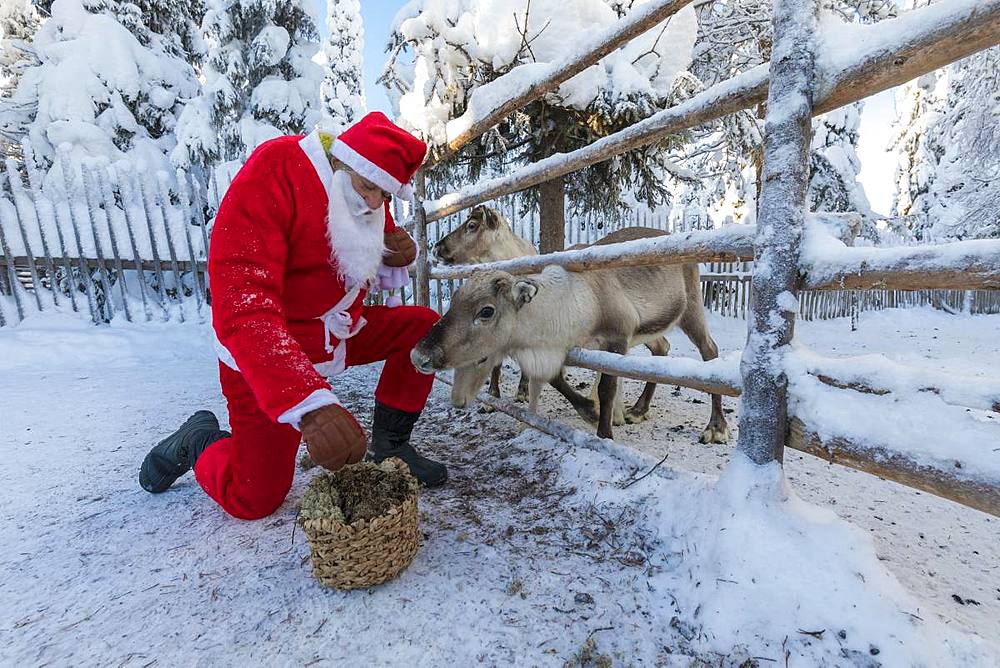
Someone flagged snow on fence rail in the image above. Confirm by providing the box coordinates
[406,0,1000,518]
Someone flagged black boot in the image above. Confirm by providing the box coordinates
[370,402,447,487]
[139,410,230,494]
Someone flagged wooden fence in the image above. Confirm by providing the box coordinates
[2,142,998,330]
[405,0,1000,518]
[421,201,1000,320]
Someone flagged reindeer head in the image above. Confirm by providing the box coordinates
[433,205,517,264]
[411,270,539,406]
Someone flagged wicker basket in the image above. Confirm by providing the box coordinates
[299,458,420,590]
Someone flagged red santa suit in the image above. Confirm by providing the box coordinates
[193,115,438,520]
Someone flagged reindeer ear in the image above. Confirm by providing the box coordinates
[511,279,538,309]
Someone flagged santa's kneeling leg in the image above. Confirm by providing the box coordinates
[344,303,445,486]
[139,303,442,520]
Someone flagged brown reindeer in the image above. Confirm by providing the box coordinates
[413,226,730,442]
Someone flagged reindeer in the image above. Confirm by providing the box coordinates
[434,205,536,265]
[433,205,534,402]
[413,226,731,443]
[435,206,670,427]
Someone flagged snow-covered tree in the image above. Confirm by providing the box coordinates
[0,0,200,173]
[0,0,40,154]
[171,0,324,173]
[383,0,698,251]
[889,71,946,233]
[891,46,999,240]
[677,0,895,226]
[809,103,877,237]
[320,0,366,132]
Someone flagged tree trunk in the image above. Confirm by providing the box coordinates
[538,176,565,254]
[413,171,431,307]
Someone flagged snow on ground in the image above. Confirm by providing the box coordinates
[1,308,998,666]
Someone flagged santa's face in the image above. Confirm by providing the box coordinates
[348,172,392,211]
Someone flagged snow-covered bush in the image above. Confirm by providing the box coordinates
[0,0,199,176]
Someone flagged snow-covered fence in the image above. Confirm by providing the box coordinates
[407,0,1000,517]
[422,207,1000,319]
[0,144,211,326]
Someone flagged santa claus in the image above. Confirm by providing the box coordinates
[138,112,445,520]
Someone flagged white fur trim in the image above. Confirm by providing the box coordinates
[213,330,350,380]
[214,331,239,370]
[277,389,340,431]
[330,138,409,197]
[298,131,335,196]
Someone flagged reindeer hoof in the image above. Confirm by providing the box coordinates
[699,424,731,444]
[597,426,614,440]
[624,409,649,424]
[477,404,496,415]
[515,389,529,403]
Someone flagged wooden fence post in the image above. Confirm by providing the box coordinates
[413,170,431,307]
[736,0,818,465]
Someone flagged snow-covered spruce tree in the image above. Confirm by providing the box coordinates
[383,0,698,252]
[171,0,323,175]
[808,103,877,237]
[889,69,946,236]
[320,0,366,133]
[924,47,1000,239]
[891,45,999,240]
[0,0,40,156]
[0,0,200,174]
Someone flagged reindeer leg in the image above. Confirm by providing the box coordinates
[597,341,627,439]
[679,306,730,444]
[489,364,502,398]
[586,371,626,425]
[515,370,530,403]
[527,377,544,418]
[626,336,670,424]
[477,363,503,414]
[613,388,626,426]
[550,371,599,424]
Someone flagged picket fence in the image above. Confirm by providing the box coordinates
[1,143,997,327]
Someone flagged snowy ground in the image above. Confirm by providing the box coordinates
[1,308,998,666]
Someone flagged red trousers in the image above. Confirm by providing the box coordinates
[194,305,439,520]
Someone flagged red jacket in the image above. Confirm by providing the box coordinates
[208,132,396,421]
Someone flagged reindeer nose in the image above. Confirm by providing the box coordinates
[433,243,450,262]
[410,348,437,375]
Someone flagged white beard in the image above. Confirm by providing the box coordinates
[327,170,386,287]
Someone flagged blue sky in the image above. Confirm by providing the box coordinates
[313,0,898,214]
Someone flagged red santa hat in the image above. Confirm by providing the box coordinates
[329,112,428,200]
